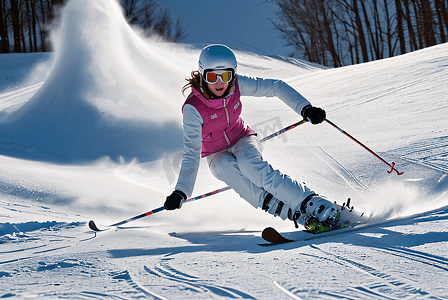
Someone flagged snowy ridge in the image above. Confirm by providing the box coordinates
[1,0,447,298]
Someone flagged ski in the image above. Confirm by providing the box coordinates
[88,220,103,231]
[260,224,361,245]
[259,198,367,244]
[262,227,294,243]
[259,199,368,244]
[260,205,448,245]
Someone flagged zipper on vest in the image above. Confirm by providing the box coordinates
[223,98,231,146]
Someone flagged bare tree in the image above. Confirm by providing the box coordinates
[402,0,419,51]
[434,0,447,42]
[0,0,187,53]
[172,18,187,43]
[274,0,342,66]
[30,0,38,52]
[318,0,342,67]
[273,0,446,67]
[352,0,369,62]
[122,0,156,26]
[0,0,10,52]
[418,0,437,46]
[120,0,187,42]
[273,0,321,62]
[10,0,21,52]
[435,0,448,40]
[153,8,171,39]
[395,0,407,54]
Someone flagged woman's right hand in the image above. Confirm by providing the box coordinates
[164,190,187,210]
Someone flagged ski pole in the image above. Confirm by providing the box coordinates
[89,186,232,231]
[260,119,307,143]
[325,119,404,175]
[89,119,309,231]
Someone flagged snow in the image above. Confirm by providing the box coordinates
[1,0,447,299]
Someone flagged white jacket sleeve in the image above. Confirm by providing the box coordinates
[237,74,311,115]
[174,104,203,198]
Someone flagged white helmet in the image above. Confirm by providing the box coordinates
[198,44,237,77]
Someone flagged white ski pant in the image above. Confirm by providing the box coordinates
[207,135,314,212]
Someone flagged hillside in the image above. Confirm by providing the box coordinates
[1,0,447,299]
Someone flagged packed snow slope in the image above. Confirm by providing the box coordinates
[1,0,448,299]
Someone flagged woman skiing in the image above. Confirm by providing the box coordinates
[164,44,338,230]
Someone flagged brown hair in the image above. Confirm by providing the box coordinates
[182,71,212,98]
[182,70,234,99]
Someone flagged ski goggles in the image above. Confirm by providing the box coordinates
[203,69,233,84]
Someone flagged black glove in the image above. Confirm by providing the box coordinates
[301,105,326,124]
[164,190,187,210]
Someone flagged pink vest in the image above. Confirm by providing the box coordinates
[183,78,256,157]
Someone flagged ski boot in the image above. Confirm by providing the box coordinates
[262,193,340,233]
[289,194,340,233]
[262,193,289,220]
[305,197,367,233]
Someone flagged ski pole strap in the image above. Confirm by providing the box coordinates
[325,119,404,175]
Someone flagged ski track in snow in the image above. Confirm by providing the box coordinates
[390,136,448,174]
[1,205,448,298]
[306,244,444,299]
[143,261,255,299]
[315,146,371,197]
[254,206,448,299]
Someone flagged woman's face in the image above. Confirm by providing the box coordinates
[207,80,229,98]
[204,70,232,98]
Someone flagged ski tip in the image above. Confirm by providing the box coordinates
[88,220,101,231]
[262,227,293,244]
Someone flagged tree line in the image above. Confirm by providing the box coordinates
[274,0,448,67]
[0,0,187,53]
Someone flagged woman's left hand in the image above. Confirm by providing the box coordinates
[302,105,326,124]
